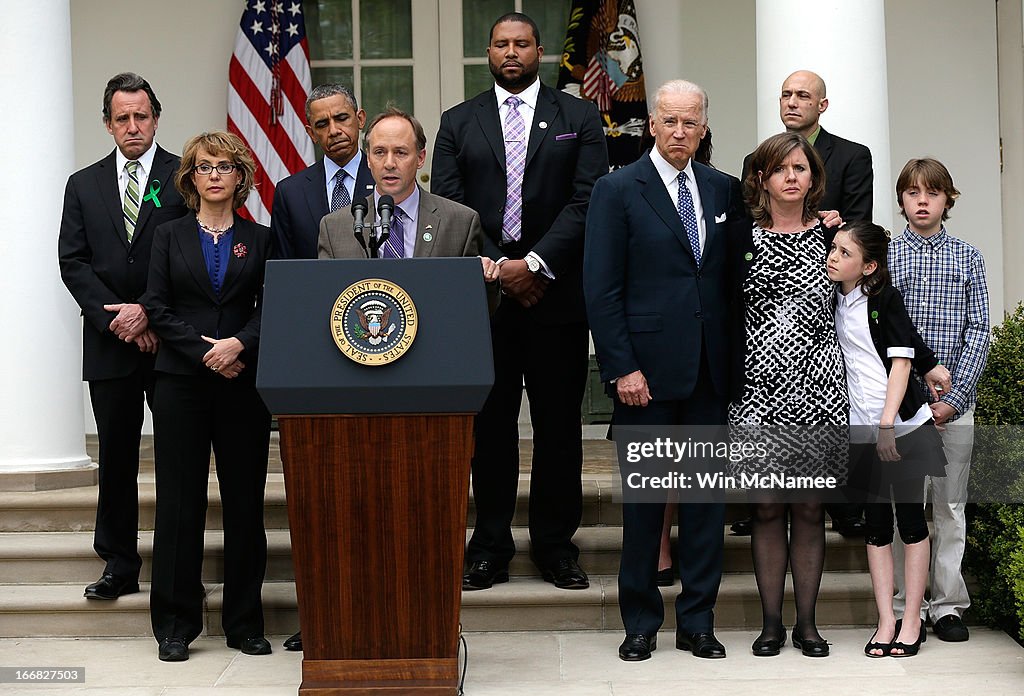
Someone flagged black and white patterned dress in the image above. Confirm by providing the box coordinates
[728,222,849,482]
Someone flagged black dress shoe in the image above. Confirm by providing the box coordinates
[158,637,189,662]
[792,632,830,657]
[283,631,303,651]
[227,636,272,655]
[932,614,969,642]
[730,517,753,536]
[618,633,657,661]
[751,627,786,657]
[676,632,726,658]
[656,568,675,587]
[831,517,866,537]
[84,573,140,600]
[462,560,509,591]
[541,558,590,589]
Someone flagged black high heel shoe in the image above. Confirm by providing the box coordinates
[792,630,830,657]
[895,618,926,643]
[891,621,925,657]
[752,627,787,657]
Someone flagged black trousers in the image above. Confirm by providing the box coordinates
[149,373,271,644]
[615,352,726,635]
[467,315,589,569]
[88,366,153,580]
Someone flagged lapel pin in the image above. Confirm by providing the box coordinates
[422,232,433,242]
[538,121,548,129]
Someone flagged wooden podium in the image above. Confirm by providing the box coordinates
[258,259,494,695]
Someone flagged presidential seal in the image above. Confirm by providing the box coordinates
[330,278,418,365]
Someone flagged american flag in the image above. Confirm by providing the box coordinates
[228,0,315,224]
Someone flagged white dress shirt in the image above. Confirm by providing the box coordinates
[372,186,419,259]
[834,287,931,442]
[648,146,707,254]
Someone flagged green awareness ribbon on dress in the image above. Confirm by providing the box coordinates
[143,179,162,208]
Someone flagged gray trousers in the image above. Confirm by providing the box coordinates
[893,408,974,621]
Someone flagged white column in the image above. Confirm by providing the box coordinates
[755,0,892,231]
[0,0,93,487]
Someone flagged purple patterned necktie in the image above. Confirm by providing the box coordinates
[502,96,526,242]
[677,170,701,265]
[381,208,405,258]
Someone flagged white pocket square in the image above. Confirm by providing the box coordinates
[715,213,727,223]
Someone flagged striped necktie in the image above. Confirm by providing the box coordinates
[502,96,526,242]
[381,208,405,258]
[123,160,141,242]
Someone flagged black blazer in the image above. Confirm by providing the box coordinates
[144,214,271,380]
[431,82,609,324]
[270,155,375,259]
[585,153,744,401]
[865,284,936,421]
[59,146,188,380]
[740,126,873,223]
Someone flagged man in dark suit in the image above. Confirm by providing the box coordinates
[742,70,873,222]
[319,106,499,307]
[270,83,375,260]
[58,72,187,600]
[585,80,743,661]
[270,83,375,652]
[432,12,608,591]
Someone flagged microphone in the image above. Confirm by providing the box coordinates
[373,194,394,259]
[351,199,368,257]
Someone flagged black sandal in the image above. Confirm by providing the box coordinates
[864,628,892,658]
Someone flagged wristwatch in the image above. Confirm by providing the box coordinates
[525,255,541,274]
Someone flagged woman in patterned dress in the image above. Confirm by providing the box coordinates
[729,132,848,658]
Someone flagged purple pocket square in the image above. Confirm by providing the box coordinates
[554,132,578,141]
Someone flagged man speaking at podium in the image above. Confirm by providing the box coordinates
[319,107,498,294]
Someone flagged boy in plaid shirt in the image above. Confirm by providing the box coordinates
[889,157,990,642]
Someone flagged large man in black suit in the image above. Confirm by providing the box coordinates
[432,12,608,591]
[58,72,187,600]
[585,80,743,661]
[270,83,375,259]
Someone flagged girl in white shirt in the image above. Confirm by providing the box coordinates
[827,221,947,658]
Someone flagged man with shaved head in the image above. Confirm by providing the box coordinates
[743,69,873,224]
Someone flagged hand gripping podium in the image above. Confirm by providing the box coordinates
[258,258,493,695]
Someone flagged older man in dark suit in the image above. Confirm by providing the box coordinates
[59,72,187,600]
[271,83,375,260]
[586,79,743,661]
[432,12,608,592]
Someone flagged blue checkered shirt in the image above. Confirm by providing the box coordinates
[889,226,990,419]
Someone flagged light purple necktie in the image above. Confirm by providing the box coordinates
[381,208,405,258]
[677,170,701,266]
[502,96,526,242]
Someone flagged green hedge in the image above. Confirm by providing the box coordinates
[965,302,1024,643]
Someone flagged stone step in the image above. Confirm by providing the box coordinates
[0,473,769,533]
[0,572,878,638]
[0,525,870,585]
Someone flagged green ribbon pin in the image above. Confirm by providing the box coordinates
[143,179,162,208]
[870,310,879,324]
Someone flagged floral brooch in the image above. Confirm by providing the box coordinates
[233,243,248,258]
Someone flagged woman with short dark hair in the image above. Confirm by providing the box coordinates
[145,131,273,662]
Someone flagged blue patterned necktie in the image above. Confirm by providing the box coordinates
[381,208,405,258]
[331,170,350,212]
[677,170,701,265]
